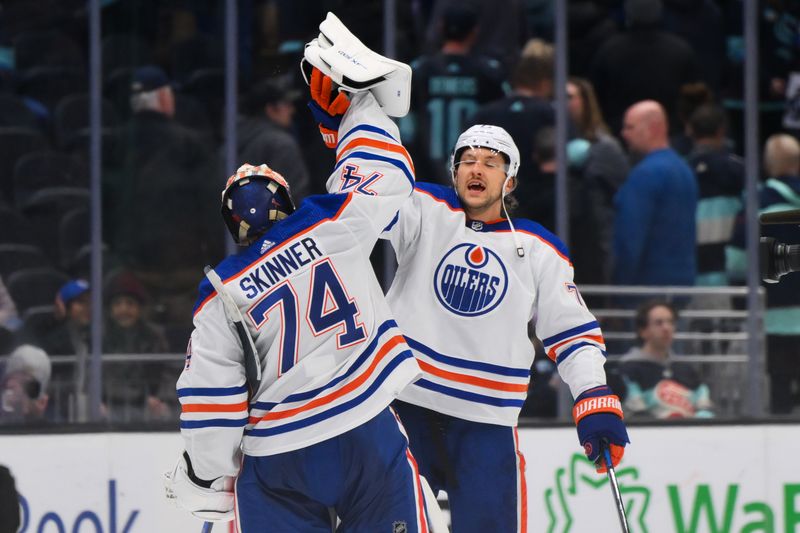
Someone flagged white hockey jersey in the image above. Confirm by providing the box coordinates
[383,183,608,426]
[177,92,421,481]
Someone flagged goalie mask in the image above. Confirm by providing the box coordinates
[221,164,296,245]
[450,124,520,184]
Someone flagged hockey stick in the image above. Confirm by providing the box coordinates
[204,266,262,393]
[603,447,630,533]
[420,475,448,533]
[203,267,262,533]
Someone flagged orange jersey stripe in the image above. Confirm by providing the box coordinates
[181,401,249,413]
[418,360,529,393]
[546,334,605,362]
[337,137,415,173]
[249,335,406,424]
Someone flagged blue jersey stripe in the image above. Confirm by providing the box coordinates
[383,212,400,233]
[412,379,526,407]
[414,182,462,210]
[500,219,570,258]
[245,350,414,437]
[250,320,399,410]
[541,320,600,347]
[334,152,414,188]
[556,341,607,365]
[177,385,248,398]
[406,337,530,378]
[180,417,249,429]
[337,124,398,147]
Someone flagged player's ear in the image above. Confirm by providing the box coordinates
[505,175,516,193]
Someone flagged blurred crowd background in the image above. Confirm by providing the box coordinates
[0,0,799,426]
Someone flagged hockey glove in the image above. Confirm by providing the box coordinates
[573,385,630,473]
[302,12,412,117]
[308,67,350,149]
[164,451,235,522]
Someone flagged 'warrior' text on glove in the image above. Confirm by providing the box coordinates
[573,385,630,473]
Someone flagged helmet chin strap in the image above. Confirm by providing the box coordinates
[501,174,525,258]
[455,168,525,258]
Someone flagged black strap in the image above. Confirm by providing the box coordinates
[427,410,458,490]
[183,451,215,489]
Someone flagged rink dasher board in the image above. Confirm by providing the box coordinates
[3,424,799,532]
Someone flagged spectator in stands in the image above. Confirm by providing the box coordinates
[35,279,91,420]
[530,127,558,230]
[730,134,800,414]
[104,271,168,355]
[425,0,529,75]
[402,4,508,184]
[237,79,311,201]
[688,104,743,287]
[613,100,698,285]
[671,82,715,157]
[103,271,171,420]
[38,279,90,357]
[590,0,700,135]
[471,43,559,220]
[760,3,800,140]
[0,275,21,332]
[567,77,629,284]
[568,1,618,79]
[0,344,51,424]
[108,65,222,326]
[662,0,725,94]
[614,300,714,419]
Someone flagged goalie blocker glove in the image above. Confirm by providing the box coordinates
[573,385,630,473]
[164,451,235,522]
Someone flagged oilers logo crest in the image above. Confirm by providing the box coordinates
[434,243,508,316]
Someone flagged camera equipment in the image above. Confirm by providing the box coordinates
[759,209,800,283]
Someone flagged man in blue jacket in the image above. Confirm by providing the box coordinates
[613,100,698,285]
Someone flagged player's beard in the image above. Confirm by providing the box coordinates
[460,187,503,219]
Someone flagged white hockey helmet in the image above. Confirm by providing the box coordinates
[449,124,521,181]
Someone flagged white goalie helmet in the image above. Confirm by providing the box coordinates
[449,124,521,181]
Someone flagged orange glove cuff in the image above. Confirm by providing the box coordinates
[319,125,338,149]
[572,394,624,424]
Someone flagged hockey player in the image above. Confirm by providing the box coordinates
[163,35,431,531]
[401,4,508,185]
[381,124,630,531]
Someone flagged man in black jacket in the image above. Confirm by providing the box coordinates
[590,0,700,135]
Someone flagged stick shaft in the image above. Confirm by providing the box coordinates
[201,521,214,533]
[205,266,262,392]
[604,448,630,533]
